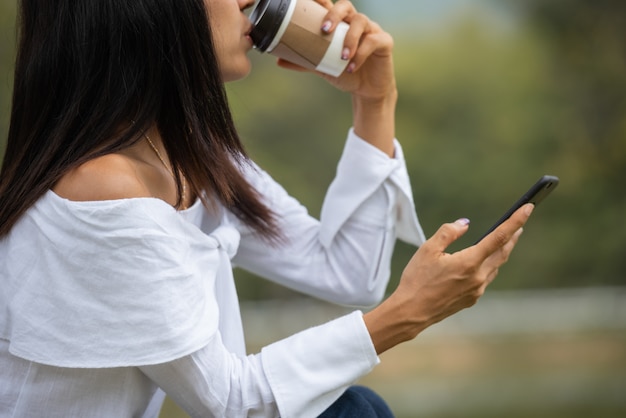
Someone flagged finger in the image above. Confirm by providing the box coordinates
[345,27,391,72]
[315,0,334,10]
[339,12,375,59]
[485,226,524,267]
[477,267,498,295]
[475,204,534,260]
[425,218,471,254]
[318,1,385,66]
[480,226,524,289]
[320,0,358,33]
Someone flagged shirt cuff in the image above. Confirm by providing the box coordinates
[261,311,379,418]
[319,128,425,248]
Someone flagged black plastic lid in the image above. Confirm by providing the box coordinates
[249,0,292,52]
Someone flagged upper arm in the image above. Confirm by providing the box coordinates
[53,154,151,202]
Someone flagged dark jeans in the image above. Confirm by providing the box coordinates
[318,386,395,418]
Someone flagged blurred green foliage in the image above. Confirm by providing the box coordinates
[0,1,624,300]
[0,0,16,144]
[228,0,626,298]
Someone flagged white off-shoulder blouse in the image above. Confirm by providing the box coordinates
[0,129,425,418]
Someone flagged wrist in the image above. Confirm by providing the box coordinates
[363,291,425,355]
[352,89,398,157]
[352,88,397,122]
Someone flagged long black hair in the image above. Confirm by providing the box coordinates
[0,0,280,240]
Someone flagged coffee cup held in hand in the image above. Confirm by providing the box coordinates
[249,0,350,77]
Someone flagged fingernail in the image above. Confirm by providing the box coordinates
[321,20,332,32]
[524,204,534,216]
[346,62,356,73]
[455,218,470,226]
[341,47,350,60]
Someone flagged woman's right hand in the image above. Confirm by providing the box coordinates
[363,203,534,354]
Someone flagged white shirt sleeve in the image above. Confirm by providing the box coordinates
[140,311,378,418]
[233,129,426,307]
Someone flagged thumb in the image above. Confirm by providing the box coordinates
[427,218,471,253]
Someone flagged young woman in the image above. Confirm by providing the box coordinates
[0,0,532,417]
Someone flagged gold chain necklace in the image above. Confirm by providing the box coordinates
[144,133,188,209]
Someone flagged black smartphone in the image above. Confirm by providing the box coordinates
[474,175,559,244]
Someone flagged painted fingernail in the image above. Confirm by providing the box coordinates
[321,20,332,32]
[341,47,350,60]
[455,218,470,226]
[346,62,356,73]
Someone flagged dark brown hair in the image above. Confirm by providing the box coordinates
[0,0,280,241]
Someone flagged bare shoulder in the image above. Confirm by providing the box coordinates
[53,154,151,202]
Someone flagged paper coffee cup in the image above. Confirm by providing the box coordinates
[249,0,350,77]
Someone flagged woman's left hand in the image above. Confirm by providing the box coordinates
[276,0,396,102]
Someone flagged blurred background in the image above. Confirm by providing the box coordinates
[1,0,624,417]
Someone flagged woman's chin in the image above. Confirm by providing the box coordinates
[221,60,253,83]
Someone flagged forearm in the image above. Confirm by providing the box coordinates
[352,88,397,158]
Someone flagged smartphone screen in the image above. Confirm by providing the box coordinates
[473,175,559,244]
